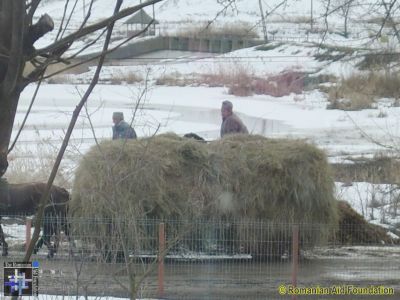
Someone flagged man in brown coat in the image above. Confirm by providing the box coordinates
[220,100,249,137]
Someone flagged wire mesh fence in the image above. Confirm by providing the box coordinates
[0,215,399,299]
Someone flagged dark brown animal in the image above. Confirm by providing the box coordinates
[183,132,206,142]
[0,182,69,257]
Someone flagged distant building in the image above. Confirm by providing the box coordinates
[124,9,159,37]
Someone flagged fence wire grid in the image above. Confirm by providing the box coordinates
[0,215,399,299]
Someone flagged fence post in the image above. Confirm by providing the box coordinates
[25,218,32,252]
[291,224,299,300]
[158,222,165,298]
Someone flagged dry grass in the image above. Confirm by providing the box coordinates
[226,66,254,96]
[364,17,400,28]
[47,75,75,84]
[208,134,338,227]
[154,66,254,96]
[199,65,253,89]
[155,67,304,97]
[176,21,258,39]
[6,143,71,188]
[108,70,143,84]
[335,201,394,244]
[327,72,400,110]
[358,53,400,70]
[281,16,312,24]
[48,70,144,85]
[71,133,212,220]
[262,15,312,24]
[155,72,196,86]
[71,134,338,257]
[253,72,304,97]
[331,155,400,184]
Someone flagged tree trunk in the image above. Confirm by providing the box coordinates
[0,0,12,83]
[258,0,268,42]
[0,0,26,177]
[344,8,349,38]
[0,1,13,52]
[0,91,20,176]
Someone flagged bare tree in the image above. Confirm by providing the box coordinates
[0,1,165,269]
[236,0,287,43]
[321,0,357,38]
[0,0,163,178]
[379,0,400,43]
[258,0,267,42]
[338,0,356,37]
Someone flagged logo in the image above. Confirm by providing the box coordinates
[4,261,39,296]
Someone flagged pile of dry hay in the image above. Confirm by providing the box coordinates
[71,133,213,219]
[208,135,337,223]
[71,133,338,257]
[334,201,394,244]
[208,135,338,257]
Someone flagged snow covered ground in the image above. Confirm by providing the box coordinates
[5,0,400,243]
[14,74,400,159]
[30,0,399,57]
[8,80,400,237]
[336,182,400,233]
[10,47,400,235]
[2,1,400,299]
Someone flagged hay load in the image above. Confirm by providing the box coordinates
[71,134,336,222]
[208,135,337,225]
[71,133,214,220]
[71,133,338,258]
[207,135,338,257]
[335,201,394,244]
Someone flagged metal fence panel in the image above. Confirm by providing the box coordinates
[0,215,398,299]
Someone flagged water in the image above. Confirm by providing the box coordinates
[146,104,290,140]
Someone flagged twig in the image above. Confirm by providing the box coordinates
[32,21,154,83]
[8,73,44,154]
[24,0,125,262]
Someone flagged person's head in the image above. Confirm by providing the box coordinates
[112,112,124,125]
[221,100,233,120]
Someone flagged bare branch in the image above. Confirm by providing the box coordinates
[382,0,400,43]
[76,0,96,33]
[203,0,237,31]
[27,0,41,25]
[81,90,104,155]
[346,112,399,152]
[246,0,287,41]
[376,0,397,38]
[31,0,164,60]
[66,28,107,60]
[24,0,125,262]
[319,0,331,50]
[59,0,80,41]
[8,74,44,154]
[259,0,267,42]
[2,1,25,95]
[324,0,358,17]
[37,22,154,82]
[55,0,72,41]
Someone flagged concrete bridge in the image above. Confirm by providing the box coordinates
[81,36,264,60]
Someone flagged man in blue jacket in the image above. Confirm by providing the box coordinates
[112,112,137,140]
